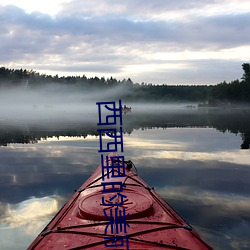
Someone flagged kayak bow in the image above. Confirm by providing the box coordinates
[28,153,213,249]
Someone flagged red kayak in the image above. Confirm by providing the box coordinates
[28,153,213,249]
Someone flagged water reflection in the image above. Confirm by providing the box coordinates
[1,196,59,228]
[0,106,250,149]
[0,196,62,250]
[122,128,250,250]
[0,108,250,249]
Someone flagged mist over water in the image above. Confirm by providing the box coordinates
[0,84,198,125]
[0,85,96,122]
[1,84,250,149]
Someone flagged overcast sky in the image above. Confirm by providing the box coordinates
[0,0,250,85]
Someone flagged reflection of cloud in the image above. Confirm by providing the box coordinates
[6,140,100,177]
[154,150,250,166]
[0,202,7,218]
[124,130,188,153]
[0,196,62,249]
[125,139,185,150]
[44,135,99,142]
[157,186,250,216]
[0,196,59,231]
[123,128,250,166]
[158,186,250,249]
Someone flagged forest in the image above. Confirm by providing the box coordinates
[0,63,249,104]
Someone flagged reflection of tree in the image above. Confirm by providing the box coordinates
[0,131,38,146]
[0,109,250,149]
[0,122,100,146]
[202,109,250,150]
[241,133,250,149]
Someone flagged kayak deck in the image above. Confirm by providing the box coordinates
[28,153,213,249]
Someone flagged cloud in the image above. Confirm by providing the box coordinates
[58,0,242,19]
[0,1,250,84]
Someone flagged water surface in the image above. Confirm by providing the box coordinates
[0,105,250,249]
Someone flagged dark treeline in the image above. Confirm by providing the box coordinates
[1,108,250,149]
[0,63,250,104]
[208,63,250,105]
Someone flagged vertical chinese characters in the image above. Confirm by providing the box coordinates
[96,100,129,250]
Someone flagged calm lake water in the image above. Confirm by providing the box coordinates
[0,104,250,249]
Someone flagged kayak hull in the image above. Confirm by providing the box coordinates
[28,153,213,249]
